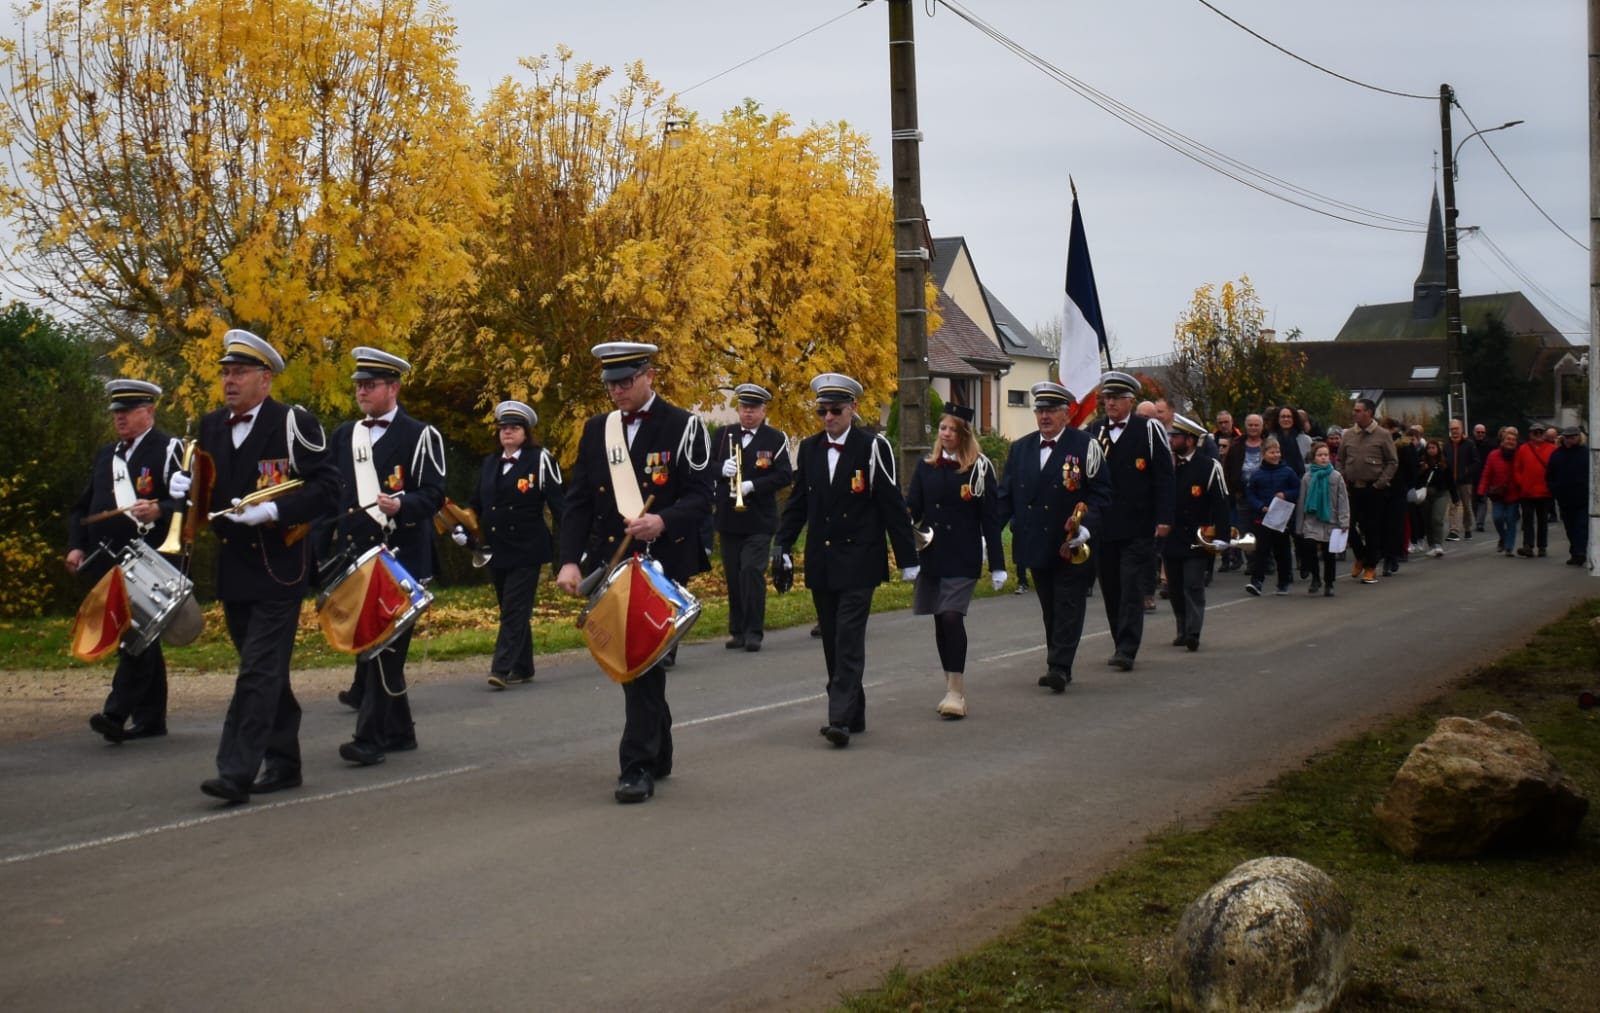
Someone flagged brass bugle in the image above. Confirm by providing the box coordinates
[731,436,747,512]
[1059,502,1090,564]
[1191,525,1254,555]
[156,438,199,554]
[207,478,305,520]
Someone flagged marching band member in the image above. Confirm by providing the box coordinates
[995,381,1111,693]
[188,330,338,804]
[67,379,180,744]
[468,399,565,691]
[1163,414,1231,651]
[327,347,445,766]
[773,373,919,748]
[555,342,711,804]
[713,383,792,653]
[905,403,1006,719]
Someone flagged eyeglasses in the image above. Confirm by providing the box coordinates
[354,379,392,392]
[815,405,847,417]
[604,375,639,391]
[1033,406,1065,414]
[219,365,265,379]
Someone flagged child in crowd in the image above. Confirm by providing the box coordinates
[1244,437,1298,596]
[1294,442,1350,596]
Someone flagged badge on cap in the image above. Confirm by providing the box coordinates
[218,329,286,372]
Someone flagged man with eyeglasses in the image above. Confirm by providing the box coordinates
[1084,371,1173,671]
[774,373,919,748]
[995,381,1111,692]
[186,329,338,804]
[556,342,711,803]
[325,347,446,769]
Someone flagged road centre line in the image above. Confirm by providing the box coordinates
[0,765,480,868]
[676,681,887,728]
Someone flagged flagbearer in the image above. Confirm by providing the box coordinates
[328,347,446,766]
[556,342,712,804]
[713,383,792,653]
[67,379,182,744]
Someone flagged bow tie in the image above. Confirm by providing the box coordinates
[227,413,253,427]
[623,410,650,425]
[742,430,756,439]
[935,455,958,468]
[362,418,390,428]
[1039,439,1056,449]
[827,441,847,452]
[502,455,519,464]
[1109,421,1126,430]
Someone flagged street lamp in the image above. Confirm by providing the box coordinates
[1452,120,1524,180]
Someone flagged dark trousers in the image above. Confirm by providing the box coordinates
[1096,536,1154,659]
[1520,498,1551,551]
[721,531,773,644]
[812,585,874,731]
[1163,553,1209,641]
[103,641,168,729]
[620,663,672,779]
[1348,486,1387,570]
[1313,541,1337,585]
[218,599,303,787]
[1031,558,1094,676]
[491,564,540,678]
[352,627,415,750]
[1382,493,1409,564]
[1558,495,1587,561]
[1249,523,1293,589]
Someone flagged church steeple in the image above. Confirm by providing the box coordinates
[1412,186,1446,320]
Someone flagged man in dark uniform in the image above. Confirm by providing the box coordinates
[1163,414,1231,651]
[467,400,565,690]
[326,347,446,766]
[774,373,919,748]
[556,342,711,804]
[714,383,792,653]
[188,329,338,804]
[995,381,1111,692]
[1084,371,1174,671]
[67,378,181,743]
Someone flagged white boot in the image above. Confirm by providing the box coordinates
[936,672,966,719]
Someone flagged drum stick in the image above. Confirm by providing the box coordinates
[81,501,157,524]
[576,494,657,599]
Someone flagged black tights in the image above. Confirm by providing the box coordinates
[933,610,967,673]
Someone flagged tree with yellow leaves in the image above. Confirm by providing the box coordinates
[0,0,492,418]
[1166,275,1303,420]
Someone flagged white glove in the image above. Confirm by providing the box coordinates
[721,457,738,478]
[991,570,1008,592]
[168,471,192,499]
[780,553,793,570]
[739,480,754,496]
[1068,524,1091,549]
[901,565,921,582]
[451,526,469,547]
[1211,539,1229,552]
[230,500,278,527]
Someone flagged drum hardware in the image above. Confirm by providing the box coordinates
[116,540,201,654]
[1059,501,1091,564]
[316,545,433,660]
[576,494,656,609]
[730,437,747,512]
[206,478,305,520]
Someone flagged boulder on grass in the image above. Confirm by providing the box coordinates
[1373,710,1588,859]
[1169,856,1351,1013]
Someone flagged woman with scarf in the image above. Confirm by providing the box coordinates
[906,403,1006,719]
[1294,442,1350,596]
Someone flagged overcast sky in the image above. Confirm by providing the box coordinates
[444,0,1589,364]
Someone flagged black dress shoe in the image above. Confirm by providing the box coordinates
[809,623,823,638]
[1172,635,1189,647]
[122,724,167,740]
[1108,654,1134,671]
[745,641,762,653]
[200,777,250,804]
[822,725,850,748]
[1185,637,1200,652]
[384,737,419,752]
[1043,669,1069,694]
[251,769,303,794]
[88,713,126,743]
[615,771,655,804]
[724,638,746,650]
[338,741,386,766]
[336,690,360,710]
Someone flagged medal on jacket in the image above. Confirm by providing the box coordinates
[960,483,973,501]
[135,467,154,495]
[756,451,772,470]
[851,469,866,493]
[1062,456,1082,491]
[384,465,404,492]
[1135,457,1147,471]
[1191,484,1203,497]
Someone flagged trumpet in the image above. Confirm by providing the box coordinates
[156,438,199,555]
[730,436,747,512]
[1191,525,1255,555]
[207,478,305,520]
[1059,501,1091,565]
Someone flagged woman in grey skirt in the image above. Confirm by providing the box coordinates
[905,403,1007,718]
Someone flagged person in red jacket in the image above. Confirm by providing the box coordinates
[1477,426,1522,555]
[1512,425,1554,557]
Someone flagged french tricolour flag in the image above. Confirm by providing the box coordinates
[1060,179,1110,426]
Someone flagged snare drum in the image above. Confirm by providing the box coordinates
[118,540,199,655]
[316,546,432,660]
[577,553,702,683]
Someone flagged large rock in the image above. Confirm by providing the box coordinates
[1168,856,1351,1013]
[1373,711,1589,859]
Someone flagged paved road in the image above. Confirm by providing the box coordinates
[2,537,1592,1012]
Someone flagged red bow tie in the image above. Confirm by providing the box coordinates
[1109,421,1126,430]
[623,410,650,425]
[827,441,847,452]
[362,418,390,428]
[935,455,958,468]
[502,455,518,464]
[1039,439,1056,449]
[742,430,756,439]
[227,413,253,427]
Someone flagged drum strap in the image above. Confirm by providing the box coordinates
[605,410,646,522]
[350,424,387,528]
[111,453,137,510]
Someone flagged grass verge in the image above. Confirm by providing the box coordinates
[836,599,1600,1013]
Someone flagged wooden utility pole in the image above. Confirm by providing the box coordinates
[888,0,931,481]
[1588,0,1599,573]
[1439,84,1465,421]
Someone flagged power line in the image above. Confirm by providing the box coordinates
[676,6,870,98]
[933,0,1425,232]
[1456,103,1589,253]
[1191,0,1434,101]
[1460,228,1589,331]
